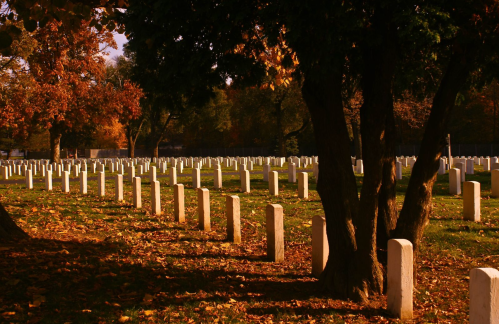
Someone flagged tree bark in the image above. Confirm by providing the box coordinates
[351,119,362,159]
[49,128,62,164]
[302,61,361,300]
[0,202,29,241]
[394,45,476,282]
[376,98,398,268]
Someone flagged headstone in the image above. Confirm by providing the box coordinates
[226,195,241,243]
[449,168,461,195]
[469,268,499,324]
[387,239,413,320]
[492,170,499,198]
[62,170,70,193]
[149,166,156,183]
[214,166,222,189]
[128,166,135,182]
[25,169,33,190]
[269,171,279,196]
[298,172,308,199]
[312,215,328,277]
[174,184,185,223]
[193,168,201,189]
[463,181,480,222]
[45,170,52,191]
[438,158,446,175]
[97,171,105,197]
[263,164,271,182]
[356,159,363,174]
[396,161,403,180]
[79,171,87,194]
[169,167,177,186]
[115,174,124,201]
[467,159,475,175]
[133,177,141,208]
[151,180,161,215]
[241,170,250,193]
[266,204,284,262]
[288,162,296,183]
[455,162,465,182]
[484,158,491,171]
[197,188,210,231]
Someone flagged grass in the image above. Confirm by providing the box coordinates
[0,162,497,323]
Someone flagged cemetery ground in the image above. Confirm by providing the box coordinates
[0,164,497,323]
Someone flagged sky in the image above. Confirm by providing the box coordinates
[103,32,127,62]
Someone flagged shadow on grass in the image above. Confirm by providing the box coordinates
[0,237,329,323]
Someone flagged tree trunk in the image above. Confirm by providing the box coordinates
[128,134,135,158]
[302,62,361,300]
[376,98,398,269]
[394,46,476,283]
[351,119,362,159]
[6,149,12,160]
[74,148,78,159]
[276,101,286,157]
[49,128,62,164]
[0,202,29,241]
[152,140,160,159]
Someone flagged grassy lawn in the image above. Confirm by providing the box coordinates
[0,162,496,323]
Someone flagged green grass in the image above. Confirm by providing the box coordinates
[0,162,497,323]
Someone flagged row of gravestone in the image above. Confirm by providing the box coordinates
[13,156,499,321]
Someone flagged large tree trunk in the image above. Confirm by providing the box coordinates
[0,202,28,241]
[394,46,476,282]
[376,98,398,269]
[49,128,62,164]
[303,61,361,300]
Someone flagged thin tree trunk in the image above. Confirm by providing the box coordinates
[276,101,286,157]
[6,149,12,160]
[49,128,62,164]
[394,46,476,284]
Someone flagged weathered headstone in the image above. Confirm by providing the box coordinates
[197,188,210,231]
[62,170,70,193]
[79,171,87,194]
[193,168,201,189]
[133,177,141,208]
[492,170,499,198]
[149,166,156,183]
[214,166,222,189]
[449,168,461,195]
[469,268,499,324]
[241,170,250,193]
[269,171,279,196]
[174,184,185,223]
[226,195,241,243]
[463,181,480,222]
[151,180,161,215]
[45,170,52,191]
[25,169,33,190]
[169,167,177,186]
[298,172,308,199]
[266,204,284,262]
[387,239,413,320]
[263,164,271,182]
[115,174,124,201]
[312,215,328,277]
